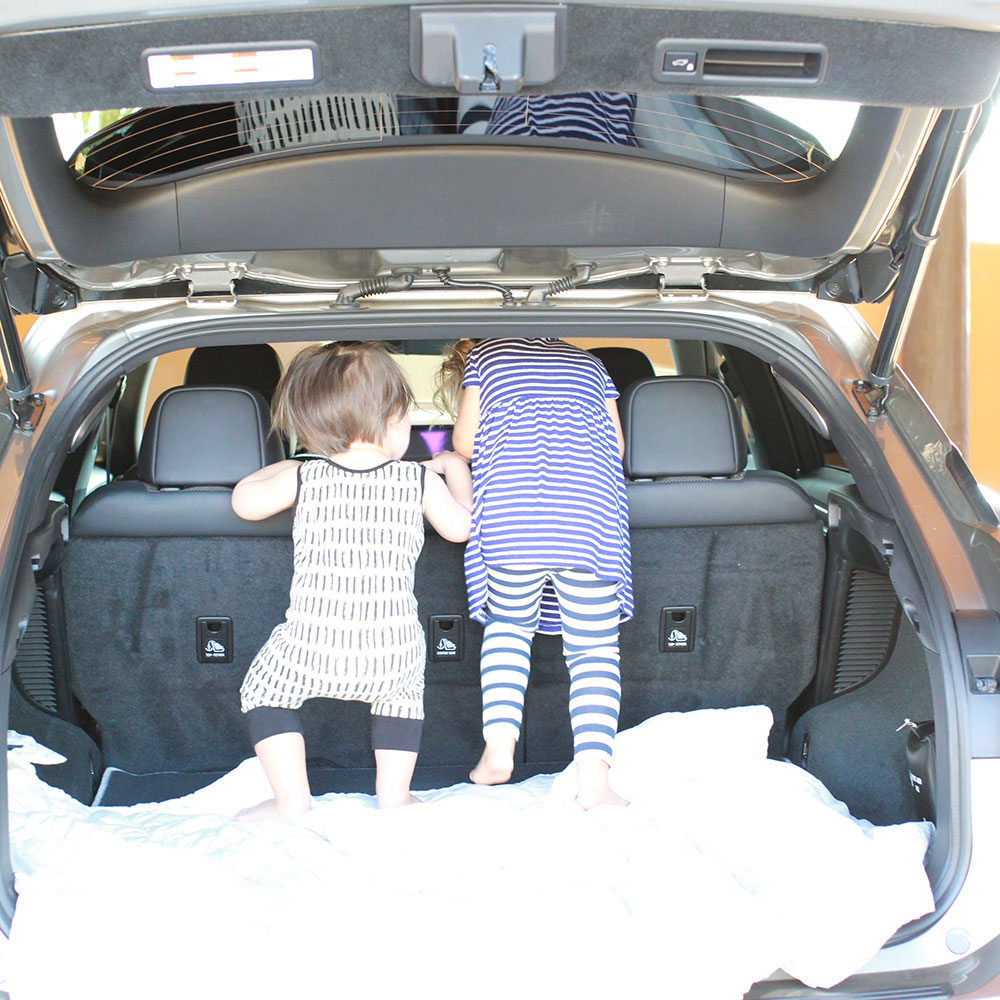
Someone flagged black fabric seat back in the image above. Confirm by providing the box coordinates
[63,386,482,776]
[524,376,825,760]
[64,386,294,773]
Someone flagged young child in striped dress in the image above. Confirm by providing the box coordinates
[232,342,472,819]
[448,337,632,809]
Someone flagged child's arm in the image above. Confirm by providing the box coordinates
[423,451,473,509]
[451,386,480,460]
[606,400,625,459]
[422,458,472,542]
[231,460,301,521]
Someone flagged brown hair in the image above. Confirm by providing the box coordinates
[432,338,476,419]
[271,341,414,455]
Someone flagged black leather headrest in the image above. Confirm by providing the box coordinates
[138,386,284,487]
[184,344,282,405]
[588,347,655,397]
[622,377,747,478]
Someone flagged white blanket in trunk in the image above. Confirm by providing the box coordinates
[4,707,934,1000]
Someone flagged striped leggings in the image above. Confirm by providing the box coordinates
[481,568,622,764]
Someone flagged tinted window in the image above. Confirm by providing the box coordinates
[54,92,859,190]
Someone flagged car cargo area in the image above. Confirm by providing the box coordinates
[2,332,946,998]
[9,337,935,821]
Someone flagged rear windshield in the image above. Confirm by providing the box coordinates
[53,92,859,191]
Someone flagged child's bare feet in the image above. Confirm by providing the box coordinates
[235,796,312,821]
[470,736,516,785]
[373,748,419,809]
[575,758,629,810]
[575,786,629,810]
[377,791,422,809]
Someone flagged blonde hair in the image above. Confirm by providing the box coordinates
[272,341,414,455]
[433,339,476,419]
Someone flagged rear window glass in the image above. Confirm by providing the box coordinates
[143,337,677,427]
[53,92,859,190]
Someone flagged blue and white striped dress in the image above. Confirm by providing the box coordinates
[485,92,638,146]
[462,338,632,634]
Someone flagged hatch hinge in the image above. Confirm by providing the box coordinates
[179,262,247,299]
[852,379,888,421]
[651,257,715,295]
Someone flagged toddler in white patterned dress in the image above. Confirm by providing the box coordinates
[232,342,472,819]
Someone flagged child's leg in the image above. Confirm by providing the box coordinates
[237,706,312,820]
[371,714,423,808]
[471,568,547,785]
[551,571,628,809]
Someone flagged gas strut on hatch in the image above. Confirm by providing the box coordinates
[859,106,978,415]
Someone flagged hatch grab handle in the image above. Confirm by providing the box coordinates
[865,106,977,395]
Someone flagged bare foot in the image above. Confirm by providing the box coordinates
[575,757,629,810]
[575,786,630,810]
[234,796,311,822]
[377,792,422,809]
[470,741,515,785]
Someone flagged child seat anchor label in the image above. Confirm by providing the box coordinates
[429,615,465,662]
[197,617,233,663]
[659,607,696,652]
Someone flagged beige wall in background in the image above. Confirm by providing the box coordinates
[858,177,998,493]
[969,243,1000,494]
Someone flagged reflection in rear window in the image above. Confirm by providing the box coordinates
[54,92,859,191]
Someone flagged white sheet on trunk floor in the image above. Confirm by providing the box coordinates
[4,706,934,1000]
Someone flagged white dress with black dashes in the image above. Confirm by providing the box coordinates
[240,458,426,720]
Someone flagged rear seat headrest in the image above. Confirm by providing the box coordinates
[138,385,284,488]
[622,377,748,479]
[184,344,282,405]
[587,347,655,397]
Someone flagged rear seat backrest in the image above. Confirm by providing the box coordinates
[625,376,823,755]
[523,376,826,760]
[63,385,485,776]
[64,386,297,774]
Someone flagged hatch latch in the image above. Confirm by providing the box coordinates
[411,5,566,94]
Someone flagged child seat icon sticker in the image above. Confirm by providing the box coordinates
[204,639,227,657]
[666,628,688,647]
[436,636,457,655]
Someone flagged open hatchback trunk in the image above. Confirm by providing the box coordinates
[1,1,1000,998]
